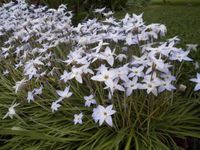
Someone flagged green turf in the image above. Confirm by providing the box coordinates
[151,0,200,5]
[116,5,200,44]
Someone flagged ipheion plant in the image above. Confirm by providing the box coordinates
[0,0,199,128]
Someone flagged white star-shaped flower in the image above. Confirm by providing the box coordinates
[190,73,200,91]
[170,50,192,62]
[100,46,116,66]
[142,75,161,96]
[60,70,72,82]
[92,105,116,127]
[56,86,73,100]
[91,65,116,84]
[186,44,198,52]
[84,95,96,107]
[73,113,83,125]
[158,79,176,93]
[51,99,62,113]
[3,103,20,119]
[69,67,83,84]
[124,77,143,96]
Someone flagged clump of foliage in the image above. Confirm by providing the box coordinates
[0,1,199,149]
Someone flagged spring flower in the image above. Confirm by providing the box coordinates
[126,33,138,45]
[63,50,84,66]
[56,86,73,100]
[92,40,109,53]
[128,66,144,78]
[142,75,161,96]
[100,46,115,66]
[103,17,118,25]
[92,105,116,127]
[27,91,34,103]
[158,79,176,93]
[69,67,84,84]
[104,79,125,97]
[3,103,19,119]
[186,44,198,51]
[190,73,200,91]
[13,78,27,93]
[124,77,143,96]
[60,70,72,82]
[170,50,192,62]
[115,65,129,81]
[91,65,116,84]
[33,85,43,95]
[3,69,9,75]
[73,113,83,125]
[51,99,62,112]
[116,54,127,62]
[84,95,96,107]
[103,11,114,17]
[94,7,106,13]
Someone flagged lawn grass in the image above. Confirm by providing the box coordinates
[116,5,200,44]
[151,0,200,5]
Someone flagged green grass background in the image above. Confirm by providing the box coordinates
[151,0,200,5]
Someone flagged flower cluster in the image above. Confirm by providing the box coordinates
[0,0,198,127]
